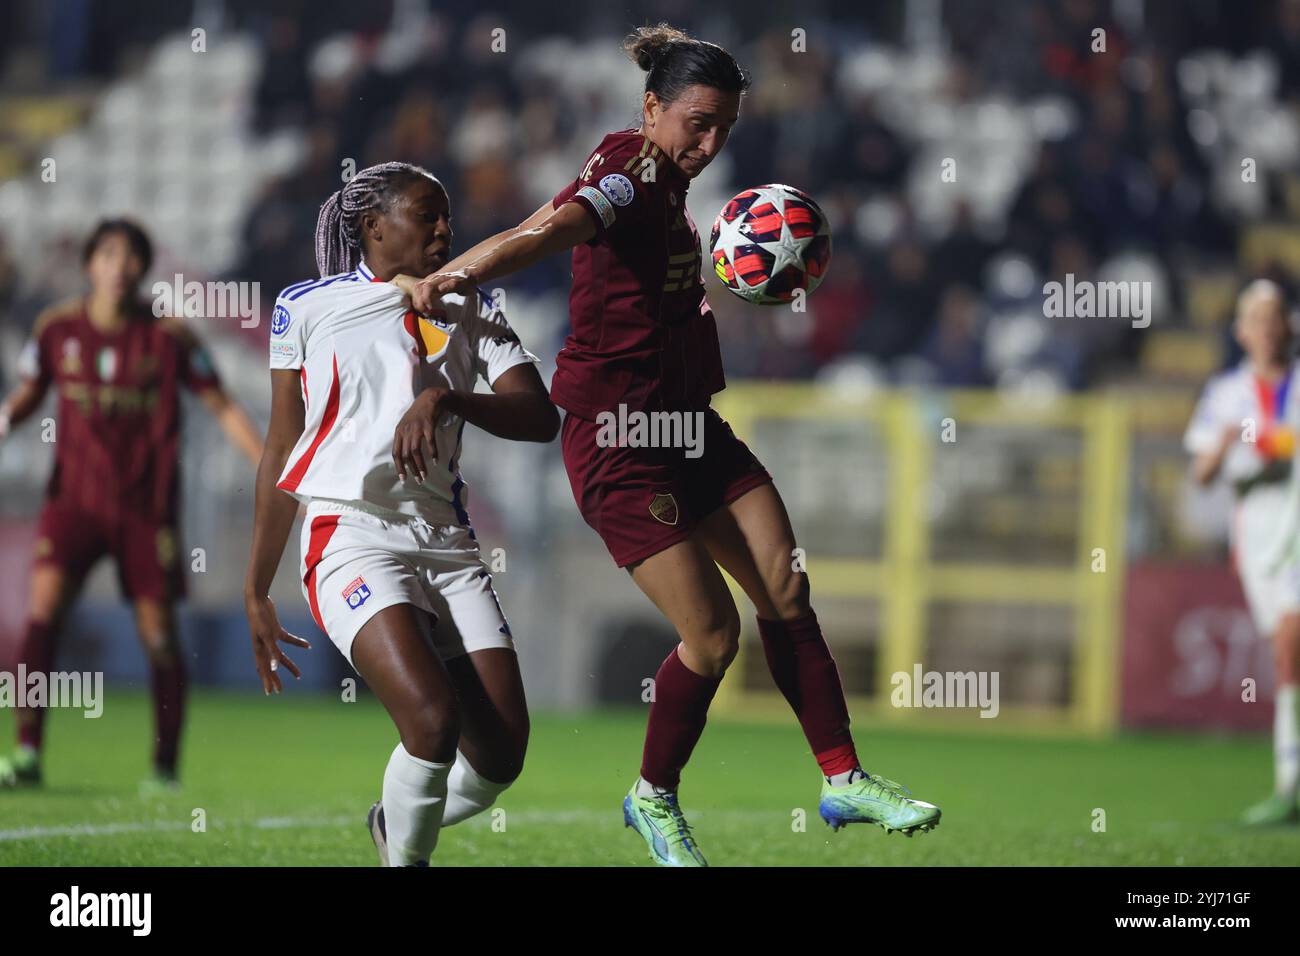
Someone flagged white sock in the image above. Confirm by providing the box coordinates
[1276,684,1299,799]
[381,743,451,866]
[441,751,513,827]
[827,767,867,788]
[635,776,675,798]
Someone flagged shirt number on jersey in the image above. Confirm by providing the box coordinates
[581,152,603,182]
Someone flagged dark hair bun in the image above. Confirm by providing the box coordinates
[622,23,691,72]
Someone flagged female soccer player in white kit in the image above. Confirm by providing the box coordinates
[1185,279,1300,825]
[244,162,558,865]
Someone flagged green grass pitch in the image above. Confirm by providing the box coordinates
[1,690,1295,866]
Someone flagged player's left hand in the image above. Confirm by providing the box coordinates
[392,387,449,482]
[245,594,310,695]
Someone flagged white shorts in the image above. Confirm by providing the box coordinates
[1237,557,1300,636]
[298,499,514,670]
[1234,488,1300,635]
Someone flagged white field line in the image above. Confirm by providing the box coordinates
[0,808,787,842]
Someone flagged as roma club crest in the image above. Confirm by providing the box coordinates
[156,527,177,569]
[648,492,679,526]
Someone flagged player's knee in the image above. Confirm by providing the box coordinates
[463,724,529,783]
[27,603,61,627]
[397,702,461,763]
[139,631,179,664]
[715,636,741,674]
[1275,614,1300,682]
[479,749,527,785]
[691,617,741,676]
[28,581,70,626]
[766,567,810,620]
[497,726,530,782]
[1277,640,1300,684]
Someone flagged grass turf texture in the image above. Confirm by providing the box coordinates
[0,690,1294,866]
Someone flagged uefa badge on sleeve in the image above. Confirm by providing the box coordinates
[271,304,291,337]
[599,173,635,207]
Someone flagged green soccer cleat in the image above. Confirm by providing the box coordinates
[622,783,709,867]
[819,771,941,836]
[138,769,180,799]
[1239,793,1299,826]
[0,749,41,788]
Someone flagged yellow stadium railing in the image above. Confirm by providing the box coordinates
[710,384,1132,736]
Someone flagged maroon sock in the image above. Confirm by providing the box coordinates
[758,610,859,777]
[16,620,58,751]
[150,655,187,776]
[639,646,722,790]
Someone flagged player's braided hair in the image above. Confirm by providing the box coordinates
[622,23,750,106]
[314,161,439,277]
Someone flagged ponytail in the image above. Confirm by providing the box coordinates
[314,189,356,277]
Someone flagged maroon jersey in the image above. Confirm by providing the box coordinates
[18,299,222,524]
[549,128,726,420]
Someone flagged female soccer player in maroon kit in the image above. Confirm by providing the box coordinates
[0,220,262,791]
[398,24,941,865]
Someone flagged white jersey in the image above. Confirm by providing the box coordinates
[268,259,539,521]
[1185,359,1300,632]
[1184,359,1300,488]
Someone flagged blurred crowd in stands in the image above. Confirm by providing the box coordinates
[3,0,1300,393]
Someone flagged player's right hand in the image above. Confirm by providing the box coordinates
[392,387,446,483]
[245,594,310,695]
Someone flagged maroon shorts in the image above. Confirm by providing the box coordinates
[561,406,772,567]
[34,500,185,602]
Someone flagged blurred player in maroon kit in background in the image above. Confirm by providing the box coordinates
[0,219,262,791]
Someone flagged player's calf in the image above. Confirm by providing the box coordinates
[378,743,452,866]
[440,751,518,827]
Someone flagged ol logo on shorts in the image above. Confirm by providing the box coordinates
[342,577,372,610]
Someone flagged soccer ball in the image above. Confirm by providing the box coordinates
[709,184,832,305]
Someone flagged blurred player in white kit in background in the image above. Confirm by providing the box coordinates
[1186,279,1300,825]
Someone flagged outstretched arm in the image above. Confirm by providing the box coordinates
[198,387,263,466]
[438,200,565,271]
[395,201,596,312]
